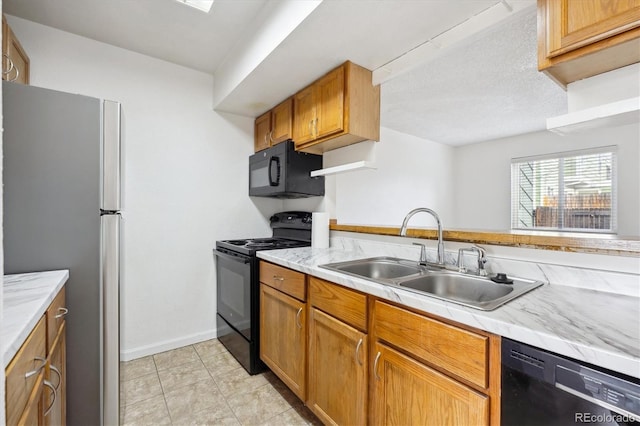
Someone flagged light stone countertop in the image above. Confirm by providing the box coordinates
[3,270,69,368]
[257,247,640,379]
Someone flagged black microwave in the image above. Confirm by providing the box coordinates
[249,141,324,198]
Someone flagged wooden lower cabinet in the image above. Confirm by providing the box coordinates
[46,322,66,426]
[371,342,489,426]
[18,371,45,426]
[260,283,307,400]
[307,308,368,425]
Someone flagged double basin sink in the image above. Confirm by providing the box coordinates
[320,257,543,311]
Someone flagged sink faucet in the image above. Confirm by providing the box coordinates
[399,208,445,265]
[457,246,488,276]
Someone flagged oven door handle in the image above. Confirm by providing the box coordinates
[214,249,251,264]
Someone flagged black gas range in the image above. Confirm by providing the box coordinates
[213,211,312,374]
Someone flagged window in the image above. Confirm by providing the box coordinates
[511,147,616,233]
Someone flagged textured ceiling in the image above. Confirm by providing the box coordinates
[380,9,567,146]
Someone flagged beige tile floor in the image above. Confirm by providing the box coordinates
[119,339,321,425]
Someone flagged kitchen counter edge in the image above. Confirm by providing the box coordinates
[2,270,69,368]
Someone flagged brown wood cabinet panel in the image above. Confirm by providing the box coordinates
[373,300,488,389]
[46,287,67,354]
[371,342,489,426]
[294,61,380,153]
[46,323,66,426]
[316,65,344,139]
[293,85,317,145]
[308,308,367,426]
[17,371,45,426]
[254,111,271,152]
[309,276,367,331]
[270,97,293,145]
[259,283,306,400]
[260,261,306,301]
[2,15,30,85]
[6,315,47,426]
[538,0,640,85]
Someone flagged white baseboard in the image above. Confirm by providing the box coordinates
[120,330,218,361]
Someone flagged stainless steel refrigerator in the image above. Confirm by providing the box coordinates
[3,81,121,426]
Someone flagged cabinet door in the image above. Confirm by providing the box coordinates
[308,308,367,425]
[254,111,271,152]
[2,16,30,84]
[260,283,306,400]
[545,0,640,57]
[270,98,293,145]
[293,85,317,146]
[18,372,45,426]
[371,342,489,426]
[316,66,344,139]
[46,323,66,426]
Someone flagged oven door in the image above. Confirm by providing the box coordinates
[249,145,286,197]
[214,249,252,340]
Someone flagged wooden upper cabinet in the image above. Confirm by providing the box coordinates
[270,98,293,145]
[538,0,640,85]
[253,97,293,152]
[254,111,271,152]
[293,85,317,145]
[2,14,30,85]
[293,61,380,154]
[315,65,344,139]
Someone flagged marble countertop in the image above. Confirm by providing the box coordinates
[258,247,640,379]
[3,270,69,368]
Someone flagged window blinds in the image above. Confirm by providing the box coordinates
[511,146,617,233]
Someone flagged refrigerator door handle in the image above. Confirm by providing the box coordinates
[102,101,121,211]
[101,213,121,426]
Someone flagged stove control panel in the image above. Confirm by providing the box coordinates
[270,211,312,229]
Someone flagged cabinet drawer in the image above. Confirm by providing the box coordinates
[260,262,306,301]
[373,301,488,388]
[6,315,47,426]
[47,286,67,352]
[309,277,367,331]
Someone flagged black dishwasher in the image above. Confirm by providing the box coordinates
[502,338,640,425]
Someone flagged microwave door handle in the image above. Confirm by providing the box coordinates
[268,156,281,187]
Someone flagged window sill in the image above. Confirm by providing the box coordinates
[329,220,640,257]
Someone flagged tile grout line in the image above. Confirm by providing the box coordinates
[197,343,244,425]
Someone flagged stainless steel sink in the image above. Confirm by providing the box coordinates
[326,257,424,280]
[320,257,543,311]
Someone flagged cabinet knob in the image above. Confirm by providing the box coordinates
[43,379,58,417]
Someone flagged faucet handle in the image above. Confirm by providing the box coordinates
[412,242,427,265]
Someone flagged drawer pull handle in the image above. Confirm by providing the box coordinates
[43,379,58,416]
[55,307,69,319]
[25,357,47,379]
[273,275,285,282]
[355,338,364,366]
[295,307,303,329]
[374,351,382,381]
[50,364,62,391]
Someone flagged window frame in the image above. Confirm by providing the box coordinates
[510,146,617,234]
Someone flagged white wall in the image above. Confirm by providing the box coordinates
[451,123,640,235]
[7,15,283,360]
[325,123,638,237]
[331,127,455,227]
